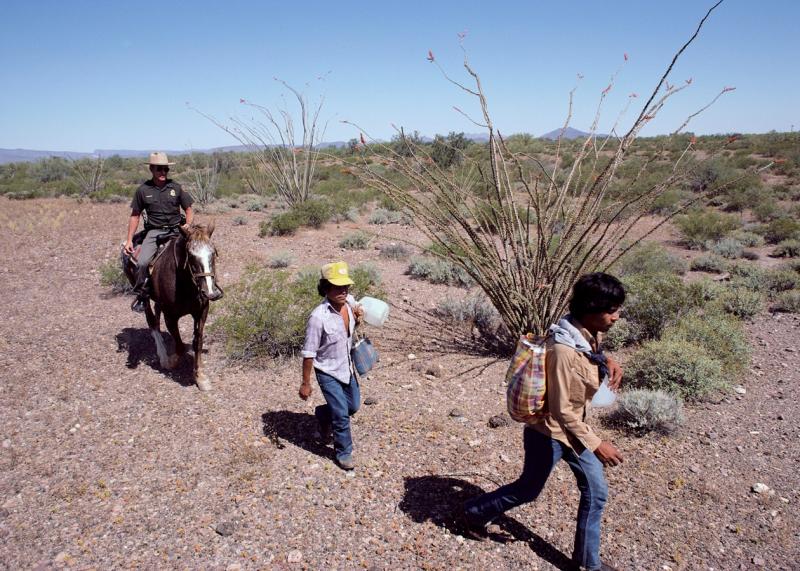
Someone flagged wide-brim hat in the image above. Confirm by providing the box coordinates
[321,261,355,286]
[144,151,175,166]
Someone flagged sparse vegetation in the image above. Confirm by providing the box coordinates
[339,231,371,250]
[379,243,411,260]
[407,256,472,288]
[606,389,684,435]
[98,258,132,294]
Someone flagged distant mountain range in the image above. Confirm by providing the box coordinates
[0,129,598,165]
[539,127,609,140]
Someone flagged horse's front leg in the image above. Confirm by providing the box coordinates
[145,302,172,370]
[163,314,185,370]
[193,303,211,391]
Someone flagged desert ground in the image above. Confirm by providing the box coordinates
[0,197,797,570]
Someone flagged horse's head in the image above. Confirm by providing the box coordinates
[181,221,224,302]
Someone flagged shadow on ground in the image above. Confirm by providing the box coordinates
[399,475,576,571]
[261,410,332,460]
[115,327,195,387]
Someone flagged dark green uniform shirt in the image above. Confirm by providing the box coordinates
[130,180,193,228]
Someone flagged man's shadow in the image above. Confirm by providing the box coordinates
[115,327,194,387]
[399,475,576,571]
[261,410,332,460]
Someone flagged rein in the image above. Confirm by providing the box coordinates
[176,236,223,298]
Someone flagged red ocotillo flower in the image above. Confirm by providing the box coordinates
[602,84,612,95]
[690,136,697,145]
[728,135,738,143]
[623,52,629,61]
[360,133,366,145]
[723,86,736,93]
[240,98,246,104]
[427,50,435,62]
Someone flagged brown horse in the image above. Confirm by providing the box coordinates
[123,222,223,390]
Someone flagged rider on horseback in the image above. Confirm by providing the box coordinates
[123,152,194,313]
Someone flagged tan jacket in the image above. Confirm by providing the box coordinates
[530,324,602,453]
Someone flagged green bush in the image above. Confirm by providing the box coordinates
[380,243,411,260]
[436,294,501,332]
[626,339,728,401]
[294,199,333,229]
[690,254,728,274]
[764,217,800,244]
[763,269,800,293]
[675,209,741,249]
[602,318,632,351]
[717,286,763,319]
[772,290,800,313]
[267,252,292,268]
[350,263,384,299]
[339,231,371,250]
[606,389,684,435]
[232,215,248,226]
[368,208,402,225]
[771,239,800,258]
[729,230,764,248]
[708,238,744,259]
[662,312,750,378]
[407,256,473,287]
[615,242,687,276]
[686,278,727,306]
[245,198,267,212]
[99,258,132,294]
[621,274,691,342]
[264,211,303,236]
[741,250,760,261]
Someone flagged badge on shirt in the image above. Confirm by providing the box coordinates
[169,189,176,197]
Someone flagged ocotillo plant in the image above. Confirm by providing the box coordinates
[348,1,769,343]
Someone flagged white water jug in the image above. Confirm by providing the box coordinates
[590,378,617,408]
[358,296,389,327]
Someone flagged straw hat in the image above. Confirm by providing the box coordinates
[144,151,175,166]
[321,261,355,286]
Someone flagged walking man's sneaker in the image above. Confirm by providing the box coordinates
[336,455,355,471]
[131,297,146,313]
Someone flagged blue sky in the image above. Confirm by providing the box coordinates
[0,0,797,152]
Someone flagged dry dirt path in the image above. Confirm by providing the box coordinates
[0,198,797,570]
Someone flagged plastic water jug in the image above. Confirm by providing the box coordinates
[590,378,617,408]
[358,296,389,327]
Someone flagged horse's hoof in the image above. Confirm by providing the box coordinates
[196,375,212,391]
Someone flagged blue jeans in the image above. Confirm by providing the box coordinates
[464,427,608,570]
[314,370,360,461]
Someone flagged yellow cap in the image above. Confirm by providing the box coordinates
[321,261,355,286]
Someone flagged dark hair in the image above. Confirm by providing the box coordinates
[568,272,625,318]
[317,278,332,297]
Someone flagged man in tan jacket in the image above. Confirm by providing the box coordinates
[463,273,626,571]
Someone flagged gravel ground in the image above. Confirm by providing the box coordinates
[0,197,797,570]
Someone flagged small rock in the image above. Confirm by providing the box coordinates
[287,550,303,563]
[752,555,765,566]
[736,445,744,452]
[226,564,243,571]
[488,415,510,428]
[53,552,70,564]
[407,353,416,360]
[215,521,236,536]
[499,453,511,463]
[364,397,378,406]
[0,508,9,520]
[468,439,482,447]
[689,465,701,474]
[733,386,746,395]
[776,414,784,421]
[751,483,771,495]
[424,363,444,378]
[345,471,355,479]
[449,409,464,418]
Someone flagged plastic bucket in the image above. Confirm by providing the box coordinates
[590,379,617,408]
[358,296,389,327]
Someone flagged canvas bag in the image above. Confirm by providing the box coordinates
[351,333,378,376]
[505,333,549,422]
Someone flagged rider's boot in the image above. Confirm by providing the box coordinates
[131,276,150,313]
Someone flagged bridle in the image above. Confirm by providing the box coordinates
[175,236,224,299]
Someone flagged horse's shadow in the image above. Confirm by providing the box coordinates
[399,476,576,571]
[261,410,332,460]
[115,327,195,387]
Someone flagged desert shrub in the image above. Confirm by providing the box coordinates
[99,259,132,294]
[752,198,780,222]
[708,238,744,259]
[771,290,800,313]
[621,273,691,342]
[675,209,741,249]
[294,199,333,229]
[267,252,292,268]
[407,256,473,287]
[764,217,800,244]
[436,294,501,332]
[615,242,687,277]
[245,198,267,212]
[211,269,316,360]
[686,278,727,306]
[771,239,800,258]
[350,263,384,299]
[264,211,303,236]
[741,250,759,260]
[729,230,764,248]
[662,312,750,378]
[339,231,371,250]
[626,339,727,401]
[606,389,684,435]
[763,269,800,293]
[690,254,728,274]
[232,215,248,226]
[781,259,800,274]
[368,208,402,225]
[380,243,411,260]
[717,286,763,319]
[602,318,632,351]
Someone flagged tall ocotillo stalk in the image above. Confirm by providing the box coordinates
[347,1,767,342]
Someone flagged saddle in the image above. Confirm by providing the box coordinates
[128,228,180,272]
